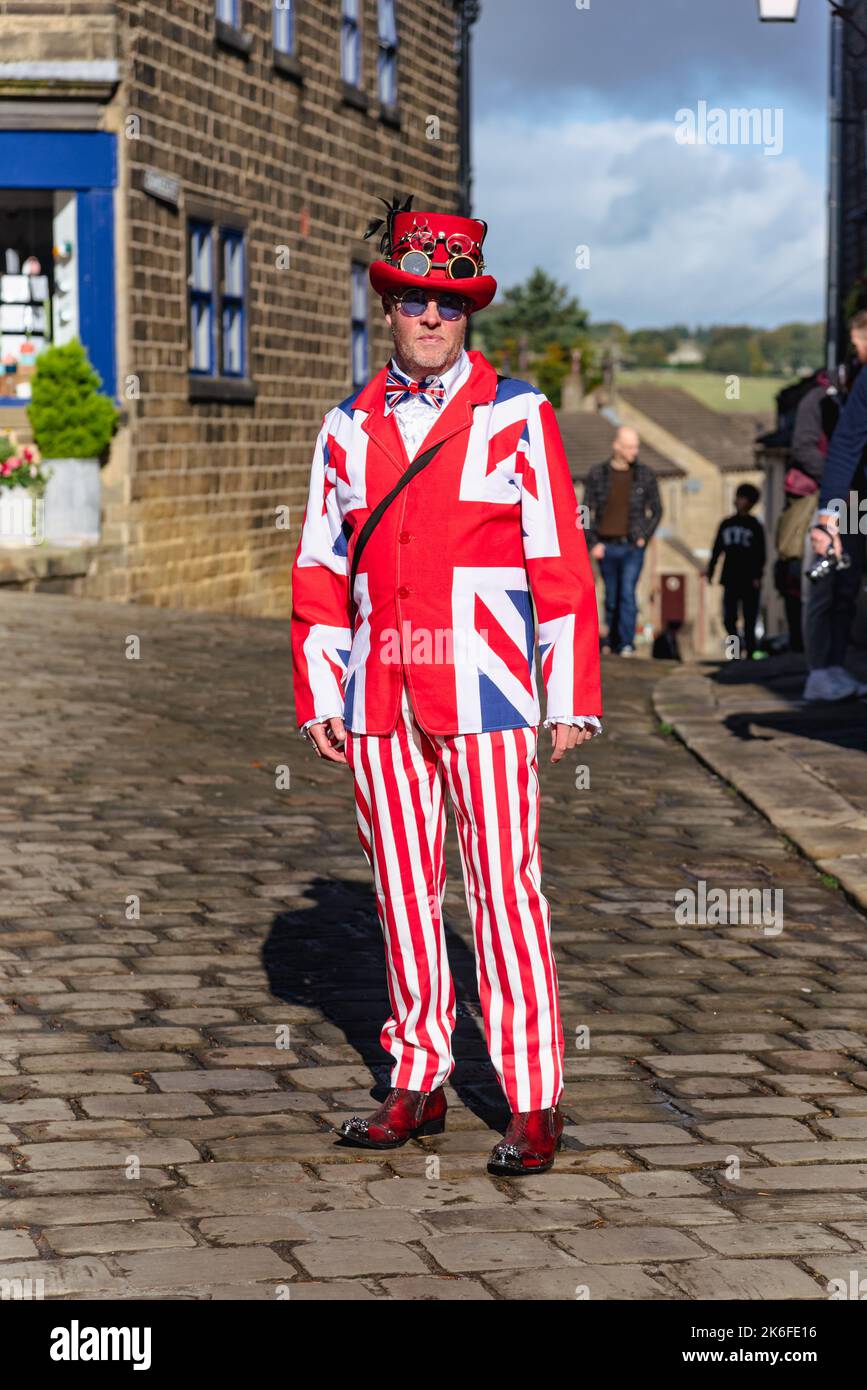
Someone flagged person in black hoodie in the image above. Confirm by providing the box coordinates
[706,484,766,657]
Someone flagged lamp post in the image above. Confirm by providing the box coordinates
[454,0,480,218]
[826,12,845,372]
[453,1,480,344]
[757,0,852,371]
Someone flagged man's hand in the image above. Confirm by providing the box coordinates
[306,716,348,764]
[590,542,605,560]
[549,722,595,764]
[811,513,842,558]
[636,537,646,549]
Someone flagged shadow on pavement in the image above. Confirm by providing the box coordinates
[699,654,867,751]
[263,876,512,1132]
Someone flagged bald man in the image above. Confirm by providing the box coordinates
[583,427,662,655]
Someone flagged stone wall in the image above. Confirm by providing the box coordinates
[0,0,118,97]
[111,0,461,614]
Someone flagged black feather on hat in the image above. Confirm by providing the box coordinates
[362,193,414,257]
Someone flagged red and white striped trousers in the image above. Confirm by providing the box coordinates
[344,678,565,1113]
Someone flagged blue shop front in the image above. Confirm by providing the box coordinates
[0,131,116,408]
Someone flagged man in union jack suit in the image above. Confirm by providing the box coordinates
[291,197,602,1175]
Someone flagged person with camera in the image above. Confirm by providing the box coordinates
[805,312,867,701]
[775,370,840,654]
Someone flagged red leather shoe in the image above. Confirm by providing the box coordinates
[338,1086,447,1150]
[487,1105,564,1176]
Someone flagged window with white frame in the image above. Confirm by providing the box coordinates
[351,262,368,388]
[189,221,214,375]
[216,0,239,25]
[273,0,295,54]
[378,0,398,107]
[341,0,361,87]
[188,218,247,379]
[221,230,245,377]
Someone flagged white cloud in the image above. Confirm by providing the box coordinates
[475,115,824,328]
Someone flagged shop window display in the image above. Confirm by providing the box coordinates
[0,189,79,403]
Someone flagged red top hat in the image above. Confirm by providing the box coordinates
[365,195,497,313]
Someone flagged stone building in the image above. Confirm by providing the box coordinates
[0,0,463,611]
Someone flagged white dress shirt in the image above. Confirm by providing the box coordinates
[388,350,471,458]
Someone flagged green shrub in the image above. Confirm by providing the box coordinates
[27,339,118,459]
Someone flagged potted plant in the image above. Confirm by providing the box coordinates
[0,433,49,547]
[26,339,118,546]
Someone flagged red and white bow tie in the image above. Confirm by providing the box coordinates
[385,367,446,413]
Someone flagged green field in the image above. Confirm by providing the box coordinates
[619,369,791,416]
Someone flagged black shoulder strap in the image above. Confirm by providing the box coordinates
[348,374,511,609]
[349,436,447,606]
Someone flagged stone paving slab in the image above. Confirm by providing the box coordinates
[2,595,867,1299]
[661,1258,828,1301]
[653,654,867,911]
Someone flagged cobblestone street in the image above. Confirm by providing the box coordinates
[3,591,867,1301]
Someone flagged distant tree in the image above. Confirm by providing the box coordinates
[588,320,629,347]
[477,268,589,363]
[627,330,670,368]
[704,339,752,375]
[756,322,823,375]
[703,326,766,376]
[531,338,603,407]
[478,295,823,383]
[534,343,570,407]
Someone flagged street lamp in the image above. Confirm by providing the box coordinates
[453,1,480,342]
[757,1,799,18]
[759,1,867,42]
[453,0,480,217]
[757,0,850,371]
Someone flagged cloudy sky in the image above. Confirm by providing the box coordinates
[472,0,828,330]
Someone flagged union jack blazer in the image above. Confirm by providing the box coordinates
[291,349,602,736]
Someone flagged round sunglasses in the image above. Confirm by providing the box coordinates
[393,290,469,322]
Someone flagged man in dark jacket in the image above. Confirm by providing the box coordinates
[806,312,867,700]
[583,426,662,655]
